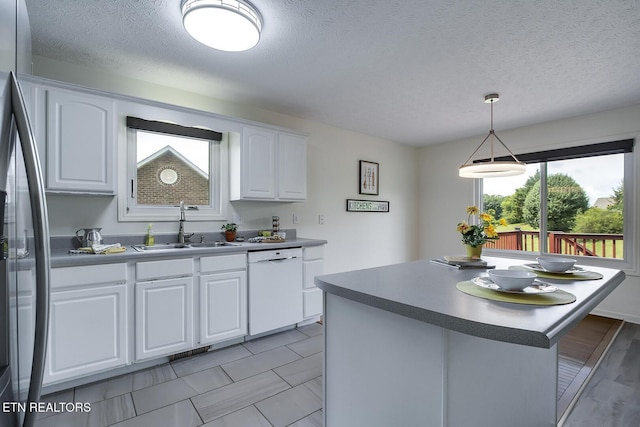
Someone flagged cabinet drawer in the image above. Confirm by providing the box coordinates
[200,253,246,273]
[303,259,323,289]
[303,245,324,261]
[136,258,193,281]
[51,263,127,289]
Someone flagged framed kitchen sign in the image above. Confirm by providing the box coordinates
[346,199,389,212]
[359,160,379,195]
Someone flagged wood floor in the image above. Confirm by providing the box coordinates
[557,315,624,423]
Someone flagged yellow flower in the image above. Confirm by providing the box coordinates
[479,213,493,222]
[466,206,479,215]
[456,222,470,233]
[484,224,498,238]
[499,218,508,226]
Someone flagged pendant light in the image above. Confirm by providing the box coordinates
[459,94,525,178]
[182,0,263,52]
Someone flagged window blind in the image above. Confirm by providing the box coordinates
[484,139,634,164]
[126,116,222,141]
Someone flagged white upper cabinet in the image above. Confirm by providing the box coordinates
[46,89,116,194]
[278,132,308,200]
[237,125,277,199]
[230,125,307,201]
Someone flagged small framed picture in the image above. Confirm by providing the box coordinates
[359,160,379,195]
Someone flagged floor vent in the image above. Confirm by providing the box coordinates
[169,345,211,361]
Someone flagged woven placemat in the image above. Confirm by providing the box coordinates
[456,281,577,306]
[511,265,603,281]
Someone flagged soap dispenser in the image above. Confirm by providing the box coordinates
[145,223,155,246]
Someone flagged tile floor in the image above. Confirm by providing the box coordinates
[33,319,640,427]
[35,323,323,427]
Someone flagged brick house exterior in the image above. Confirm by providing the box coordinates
[137,146,209,205]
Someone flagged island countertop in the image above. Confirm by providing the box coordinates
[314,256,625,348]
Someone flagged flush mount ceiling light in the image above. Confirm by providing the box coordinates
[182,0,263,52]
[459,94,526,178]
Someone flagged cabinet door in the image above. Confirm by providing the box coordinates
[199,271,247,345]
[240,126,276,199]
[46,89,116,193]
[278,133,307,200]
[303,288,323,318]
[135,277,193,361]
[44,284,127,385]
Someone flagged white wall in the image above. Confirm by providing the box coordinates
[33,56,419,275]
[419,104,640,323]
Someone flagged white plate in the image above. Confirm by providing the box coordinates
[524,263,586,274]
[471,276,558,294]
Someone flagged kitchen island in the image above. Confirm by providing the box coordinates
[314,257,625,427]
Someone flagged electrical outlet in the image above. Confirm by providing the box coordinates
[318,214,324,225]
[293,213,299,224]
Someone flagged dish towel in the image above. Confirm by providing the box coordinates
[69,243,126,255]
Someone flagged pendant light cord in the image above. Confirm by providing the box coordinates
[460,96,522,166]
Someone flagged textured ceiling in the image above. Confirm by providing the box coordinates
[24,0,640,146]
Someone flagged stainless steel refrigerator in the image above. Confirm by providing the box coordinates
[1,0,51,426]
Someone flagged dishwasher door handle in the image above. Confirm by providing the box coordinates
[257,256,298,262]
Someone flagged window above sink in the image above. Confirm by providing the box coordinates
[117,107,230,222]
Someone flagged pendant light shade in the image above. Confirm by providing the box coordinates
[182,0,263,52]
[459,94,525,178]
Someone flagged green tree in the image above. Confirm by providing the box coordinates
[483,194,504,218]
[501,171,539,224]
[609,181,623,212]
[573,208,623,234]
[523,173,589,231]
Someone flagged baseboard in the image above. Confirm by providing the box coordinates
[590,307,640,325]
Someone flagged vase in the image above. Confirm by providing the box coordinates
[465,244,483,259]
[224,230,236,242]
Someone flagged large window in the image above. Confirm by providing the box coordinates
[480,140,634,267]
[120,116,228,221]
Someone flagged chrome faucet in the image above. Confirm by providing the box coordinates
[177,201,193,244]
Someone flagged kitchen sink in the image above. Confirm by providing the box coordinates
[131,243,191,252]
[131,241,242,252]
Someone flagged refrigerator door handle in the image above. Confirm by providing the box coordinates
[10,72,51,427]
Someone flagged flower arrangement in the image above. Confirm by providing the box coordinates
[456,206,507,247]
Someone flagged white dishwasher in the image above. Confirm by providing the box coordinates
[248,247,303,336]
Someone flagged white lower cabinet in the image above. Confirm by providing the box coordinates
[302,245,325,320]
[135,277,194,360]
[199,271,247,344]
[45,264,127,385]
[198,254,247,345]
[135,258,194,361]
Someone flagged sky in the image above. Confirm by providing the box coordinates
[483,154,623,205]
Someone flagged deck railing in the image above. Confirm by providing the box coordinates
[485,230,624,259]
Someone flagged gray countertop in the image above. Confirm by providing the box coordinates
[51,238,327,268]
[314,257,625,348]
